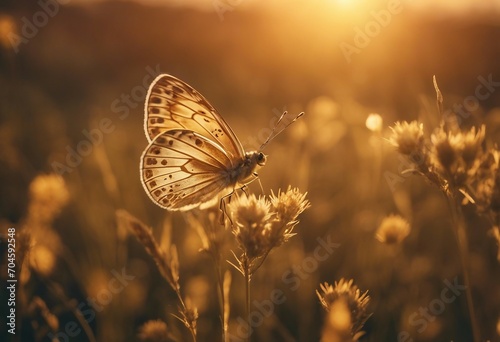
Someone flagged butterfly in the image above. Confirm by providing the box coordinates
[140,74,302,211]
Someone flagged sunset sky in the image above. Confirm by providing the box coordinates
[73,0,500,14]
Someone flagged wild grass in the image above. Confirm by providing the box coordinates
[1,6,500,340]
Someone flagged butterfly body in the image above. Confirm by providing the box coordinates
[140,74,266,211]
[227,151,266,185]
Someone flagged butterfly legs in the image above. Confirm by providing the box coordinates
[217,184,252,226]
[219,191,234,226]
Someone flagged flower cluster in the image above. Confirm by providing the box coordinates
[316,279,371,340]
[228,186,310,274]
[389,121,489,193]
[389,119,500,258]
[430,125,485,187]
[389,121,425,156]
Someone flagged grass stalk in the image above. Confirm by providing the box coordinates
[446,191,480,342]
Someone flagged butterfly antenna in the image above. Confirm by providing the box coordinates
[257,177,264,195]
[259,111,304,151]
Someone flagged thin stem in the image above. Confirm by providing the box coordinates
[251,249,271,274]
[244,256,251,342]
[175,289,197,342]
[446,192,480,342]
[213,256,226,342]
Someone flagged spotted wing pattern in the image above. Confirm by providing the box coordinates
[140,129,235,210]
[144,74,244,162]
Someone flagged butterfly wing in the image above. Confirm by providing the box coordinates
[140,129,235,210]
[144,74,245,162]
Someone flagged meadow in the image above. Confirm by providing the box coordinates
[1,1,500,341]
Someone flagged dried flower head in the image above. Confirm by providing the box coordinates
[389,121,424,156]
[431,128,458,173]
[321,298,353,342]
[268,186,311,248]
[317,279,371,339]
[375,214,411,245]
[138,320,173,342]
[229,194,273,260]
[270,186,310,225]
[471,148,500,216]
[430,125,486,186]
[228,187,309,274]
[461,125,486,166]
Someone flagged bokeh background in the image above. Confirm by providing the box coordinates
[1,0,500,341]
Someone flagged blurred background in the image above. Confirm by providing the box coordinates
[1,0,500,341]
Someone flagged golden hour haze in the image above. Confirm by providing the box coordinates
[1,1,500,341]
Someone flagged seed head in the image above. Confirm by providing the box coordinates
[228,188,310,273]
[228,194,272,260]
[268,186,311,248]
[389,121,424,155]
[375,214,411,245]
[317,279,371,339]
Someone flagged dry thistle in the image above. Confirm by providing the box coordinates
[228,187,309,332]
[268,186,310,247]
[229,193,273,260]
[321,298,353,342]
[375,214,411,245]
[388,80,484,341]
[317,279,371,340]
[389,121,424,156]
[228,187,310,274]
[471,148,500,223]
[430,125,486,187]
